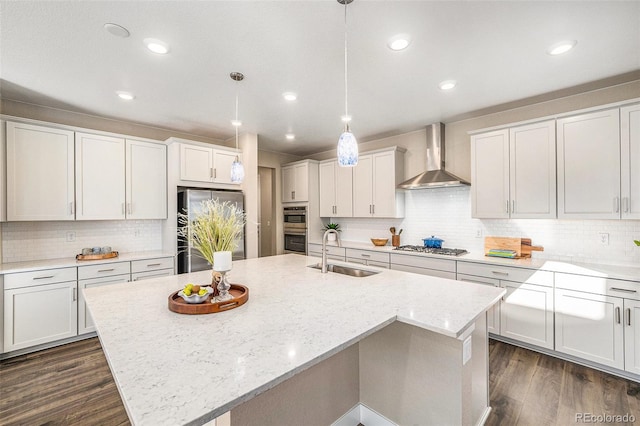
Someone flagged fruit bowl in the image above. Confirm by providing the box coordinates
[371,238,389,246]
[177,286,214,304]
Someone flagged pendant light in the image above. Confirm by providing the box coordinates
[230,72,245,183]
[336,0,358,167]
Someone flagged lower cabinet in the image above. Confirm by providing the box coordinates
[307,243,346,262]
[390,253,456,279]
[131,257,175,281]
[457,274,501,335]
[624,299,640,375]
[78,274,130,334]
[4,269,78,352]
[345,248,390,269]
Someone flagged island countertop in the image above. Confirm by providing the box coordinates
[84,254,504,426]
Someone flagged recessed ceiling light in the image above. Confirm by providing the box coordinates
[547,40,577,55]
[144,38,170,54]
[231,119,242,127]
[438,80,457,91]
[104,23,130,38]
[283,92,297,101]
[387,34,411,51]
[286,134,295,141]
[116,91,135,100]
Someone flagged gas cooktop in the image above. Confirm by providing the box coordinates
[393,245,468,257]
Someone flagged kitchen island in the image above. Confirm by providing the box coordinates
[84,254,504,426]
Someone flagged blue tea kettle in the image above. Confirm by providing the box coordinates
[422,235,444,249]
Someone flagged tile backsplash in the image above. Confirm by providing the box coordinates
[1,220,163,263]
[331,186,640,267]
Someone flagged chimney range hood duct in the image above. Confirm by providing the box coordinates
[397,123,470,189]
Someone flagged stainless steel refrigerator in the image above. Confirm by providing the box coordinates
[177,188,245,274]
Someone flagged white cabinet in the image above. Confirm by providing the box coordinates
[390,253,456,280]
[3,267,78,352]
[307,243,346,261]
[126,140,167,219]
[282,161,312,203]
[624,299,640,375]
[457,262,554,349]
[75,132,126,220]
[345,248,390,269]
[352,147,404,218]
[6,121,75,221]
[471,120,556,219]
[0,120,6,222]
[319,160,353,217]
[179,143,240,185]
[557,108,621,219]
[457,274,501,334]
[621,103,640,219]
[130,257,175,281]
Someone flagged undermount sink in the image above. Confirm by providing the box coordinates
[308,263,380,278]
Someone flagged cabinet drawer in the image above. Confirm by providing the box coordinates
[390,253,456,273]
[131,257,174,274]
[78,261,130,280]
[131,269,174,282]
[556,272,640,299]
[4,267,77,290]
[457,261,552,286]
[345,248,389,263]
[390,263,456,280]
[308,244,346,258]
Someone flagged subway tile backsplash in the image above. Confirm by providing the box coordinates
[1,220,163,263]
[333,186,640,267]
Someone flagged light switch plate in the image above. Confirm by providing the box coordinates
[599,232,609,245]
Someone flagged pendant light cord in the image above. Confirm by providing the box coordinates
[235,83,239,151]
[343,0,349,131]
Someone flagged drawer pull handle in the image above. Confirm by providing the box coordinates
[361,254,370,258]
[610,287,637,294]
[33,275,55,280]
[73,288,77,301]
[491,271,509,276]
[98,269,115,273]
[626,308,631,326]
[616,307,621,324]
[147,263,161,267]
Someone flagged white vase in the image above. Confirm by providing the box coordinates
[327,233,337,242]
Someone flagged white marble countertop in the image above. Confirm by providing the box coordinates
[310,239,640,282]
[84,254,504,426]
[0,250,175,274]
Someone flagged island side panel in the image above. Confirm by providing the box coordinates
[359,320,481,425]
[230,343,359,426]
[472,313,490,424]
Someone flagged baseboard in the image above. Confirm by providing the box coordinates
[332,403,396,426]
[476,407,492,426]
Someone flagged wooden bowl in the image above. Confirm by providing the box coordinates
[371,238,389,246]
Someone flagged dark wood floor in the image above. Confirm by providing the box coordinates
[1,338,639,425]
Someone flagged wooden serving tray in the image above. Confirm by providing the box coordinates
[168,284,249,315]
[76,251,119,261]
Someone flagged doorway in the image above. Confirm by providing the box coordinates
[258,167,276,257]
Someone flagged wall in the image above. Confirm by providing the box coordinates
[257,149,302,254]
[1,220,162,263]
[239,133,259,259]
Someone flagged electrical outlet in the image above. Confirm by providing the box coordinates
[66,231,76,242]
[134,229,141,238]
[475,228,483,238]
[599,232,609,245]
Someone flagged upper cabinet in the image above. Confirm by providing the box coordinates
[126,140,167,219]
[557,108,621,219]
[282,161,314,203]
[0,121,6,222]
[6,121,75,221]
[621,103,640,219]
[352,147,405,218]
[319,160,353,217]
[471,120,556,219]
[179,143,240,185]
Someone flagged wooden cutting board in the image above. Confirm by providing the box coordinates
[484,236,543,258]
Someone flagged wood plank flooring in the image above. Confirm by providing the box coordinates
[1,338,639,425]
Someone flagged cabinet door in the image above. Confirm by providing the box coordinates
[509,121,556,219]
[319,161,336,217]
[372,151,396,217]
[180,144,213,182]
[0,120,6,222]
[557,109,621,219]
[555,288,624,369]
[293,163,309,201]
[353,154,373,217]
[501,281,554,349]
[126,140,167,219]
[625,299,640,374]
[75,132,126,220]
[282,166,295,202]
[471,129,510,218]
[212,150,239,184]
[457,274,501,334]
[335,163,353,217]
[4,281,77,352]
[621,104,640,219]
[6,122,75,221]
[78,275,129,334]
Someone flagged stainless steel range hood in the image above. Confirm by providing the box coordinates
[397,123,470,189]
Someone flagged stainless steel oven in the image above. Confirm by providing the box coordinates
[284,206,307,254]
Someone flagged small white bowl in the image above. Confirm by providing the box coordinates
[178,286,214,304]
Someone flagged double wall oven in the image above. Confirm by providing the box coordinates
[283,206,307,255]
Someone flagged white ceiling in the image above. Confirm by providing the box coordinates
[1,1,639,156]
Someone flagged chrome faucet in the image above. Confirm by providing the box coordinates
[321,229,341,273]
